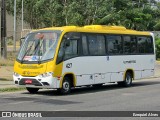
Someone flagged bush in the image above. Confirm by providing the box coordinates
[154,21,160,31]
[155,37,160,59]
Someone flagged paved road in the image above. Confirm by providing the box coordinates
[0,78,160,120]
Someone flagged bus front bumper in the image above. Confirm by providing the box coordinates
[13,75,60,89]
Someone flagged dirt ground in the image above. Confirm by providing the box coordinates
[0,66,13,80]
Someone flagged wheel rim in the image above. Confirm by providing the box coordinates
[63,81,70,91]
[126,75,131,84]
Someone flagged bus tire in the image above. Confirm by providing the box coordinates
[118,72,132,87]
[26,87,39,94]
[58,77,71,95]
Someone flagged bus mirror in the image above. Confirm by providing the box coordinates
[20,37,25,46]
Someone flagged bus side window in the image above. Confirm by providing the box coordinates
[97,35,106,55]
[88,34,105,56]
[130,36,137,53]
[107,35,122,54]
[64,39,78,60]
[82,35,89,55]
[137,36,154,54]
[123,36,137,54]
[88,34,97,55]
[57,33,79,63]
[123,36,131,54]
[63,32,80,60]
[146,37,154,54]
[137,37,146,54]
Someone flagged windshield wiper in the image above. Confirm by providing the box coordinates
[21,40,35,63]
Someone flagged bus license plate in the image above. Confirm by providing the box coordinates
[25,79,32,84]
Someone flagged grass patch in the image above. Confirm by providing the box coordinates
[0,51,17,66]
[0,87,25,93]
[0,78,13,81]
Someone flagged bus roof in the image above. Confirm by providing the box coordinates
[34,25,151,36]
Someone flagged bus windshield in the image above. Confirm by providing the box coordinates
[17,30,62,63]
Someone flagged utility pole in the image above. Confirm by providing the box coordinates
[22,0,23,31]
[13,0,16,52]
[1,0,7,59]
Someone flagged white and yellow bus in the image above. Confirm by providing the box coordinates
[13,25,155,94]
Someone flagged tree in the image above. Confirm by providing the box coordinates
[34,0,64,27]
[153,2,160,30]
[5,0,160,31]
[6,0,64,28]
[156,37,160,59]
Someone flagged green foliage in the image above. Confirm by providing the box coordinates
[156,37,160,59]
[0,87,25,93]
[5,0,160,30]
[154,21,160,30]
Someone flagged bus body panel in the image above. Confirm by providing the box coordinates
[14,61,47,77]
[13,59,63,89]
[62,55,155,86]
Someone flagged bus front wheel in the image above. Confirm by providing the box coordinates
[26,87,39,94]
[118,72,132,87]
[58,77,71,94]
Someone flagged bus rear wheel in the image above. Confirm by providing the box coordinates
[58,77,71,95]
[26,87,39,94]
[118,72,132,87]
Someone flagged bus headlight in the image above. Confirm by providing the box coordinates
[38,72,53,78]
[13,72,20,77]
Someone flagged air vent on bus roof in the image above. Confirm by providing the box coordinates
[84,25,126,30]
